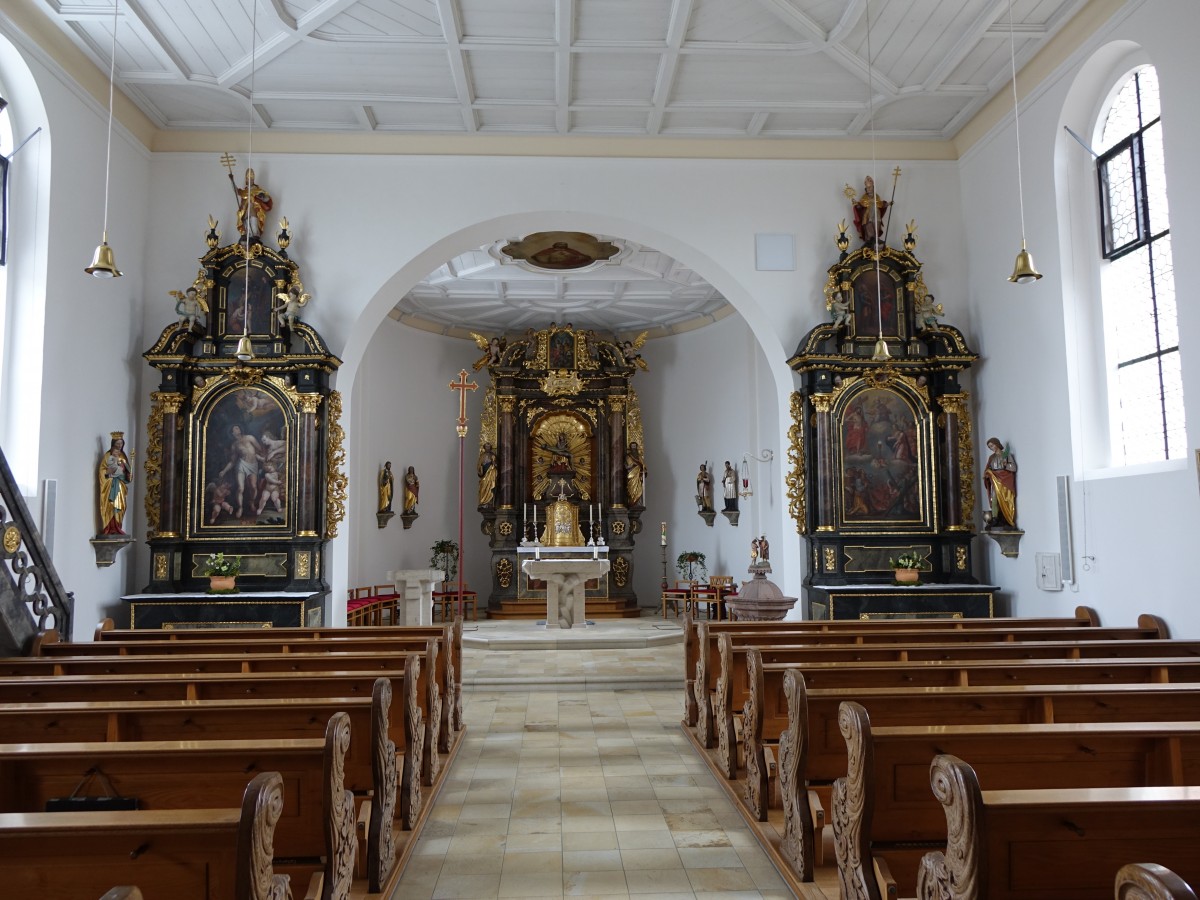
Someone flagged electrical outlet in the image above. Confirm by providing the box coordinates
[1035,552,1063,591]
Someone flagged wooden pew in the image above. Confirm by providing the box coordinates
[698,630,1200,762]
[833,702,1200,899]
[0,647,446,786]
[715,666,1200,889]
[915,755,1200,900]
[88,617,465,732]
[0,665,443,790]
[1115,864,1199,900]
[0,771,291,900]
[697,630,1199,755]
[0,672,424,827]
[0,714,357,896]
[685,612,1166,729]
[99,889,143,900]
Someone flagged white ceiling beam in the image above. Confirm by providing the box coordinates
[647,0,695,136]
[432,0,478,133]
[753,0,830,45]
[554,0,574,133]
[217,0,359,88]
[923,0,1011,91]
[747,111,769,136]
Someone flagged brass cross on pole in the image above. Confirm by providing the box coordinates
[448,369,478,437]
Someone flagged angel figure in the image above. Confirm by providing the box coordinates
[470,333,506,370]
[620,330,649,370]
[171,285,208,331]
[912,279,943,331]
[273,284,311,330]
[825,277,852,329]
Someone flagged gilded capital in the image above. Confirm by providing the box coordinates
[296,393,323,415]
[809,394,834,414]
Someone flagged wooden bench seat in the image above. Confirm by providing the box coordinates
[88,618,465,732]
[915,755,1200,900]
[833,704,1200,899]
[0,771,290,900]
[0,725,355,894]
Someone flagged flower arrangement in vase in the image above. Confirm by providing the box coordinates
[429,539,460,590]
[888,552,926,585]
[202,552,242,593]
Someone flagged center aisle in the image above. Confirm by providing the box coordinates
[395,620,799,898]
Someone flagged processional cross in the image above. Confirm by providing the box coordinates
[448,369,478,437]
[447,368,478,617]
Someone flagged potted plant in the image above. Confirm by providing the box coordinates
[429,539,459,589]
[202,552,241,593]
[889,551,926,585]
[675,550,708,583]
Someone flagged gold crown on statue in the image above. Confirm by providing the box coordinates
[110,431,125,441]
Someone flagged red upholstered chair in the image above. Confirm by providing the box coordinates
[661,581,695,618]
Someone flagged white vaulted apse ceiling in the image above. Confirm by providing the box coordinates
[37,0,1088,335]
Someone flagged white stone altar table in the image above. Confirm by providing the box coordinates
[388,568,445,626]
[521,559,611,629]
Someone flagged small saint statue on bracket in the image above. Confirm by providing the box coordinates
[720,460,740,527]
[400,466,419,530]
[376,461,395,529]
[695,462,716,527]
[90,431,135,567]
[982,437,1024,558]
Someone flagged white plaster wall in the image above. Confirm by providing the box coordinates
[0,26,150,639]
[959,0,1200,634]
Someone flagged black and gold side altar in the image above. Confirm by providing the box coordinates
[787,215,983,616]
[470,324,646,617]
[140,169,344,622]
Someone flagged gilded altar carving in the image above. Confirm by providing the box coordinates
[823,546,836,572]
[369,677,398,890]
[325,390,348,539]
[626,389,645,452]
[940,392,978,526]
[497,521,513,537]
[143,393,167,537]
[786,391,807,534]
[295,550,311,579]
[610,520,625,536]
[607,396,626,413]
[530,412,593,501]
[153,552,170,580]
[810,394,834,414]
[496,557,513,588]
[295,392,323,415]
[955,545,968,571]
[497,394,515,414]
[480,387,498,450]
[612,555,629,587]
[540,371,584,396]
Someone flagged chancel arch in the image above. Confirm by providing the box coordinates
[337,211,797,612]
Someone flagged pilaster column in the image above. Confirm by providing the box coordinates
[296,393,323,536]
[607,395,626,509]
[810,393,836,531]
[157,392,185,536]
[498,395,515,509]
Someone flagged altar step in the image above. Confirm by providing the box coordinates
[486,597,642,620]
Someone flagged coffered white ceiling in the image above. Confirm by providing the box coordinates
[34,0,1090,335]
[42,0,1087,141]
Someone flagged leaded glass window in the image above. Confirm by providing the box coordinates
[1095,67,1184,465]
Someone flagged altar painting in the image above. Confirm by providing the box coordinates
[222,263,275,337]
[197,386,291,531]
[839,387,922,524]
[851,268,900,338]
[529,413,593,501]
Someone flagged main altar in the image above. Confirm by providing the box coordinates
[787,191,989,618]
[136,162,343,627]
[469,324,646,618]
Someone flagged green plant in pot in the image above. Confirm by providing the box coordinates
[430,539,460,588]
[888,551,926,585]
[202,552,242,593]
[675,551,707,583]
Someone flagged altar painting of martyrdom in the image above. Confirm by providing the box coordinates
[530,413,593,502]
[222,263,275,337]
[839,387,922,523]
[851,267,901,338]
[199,386,291,530]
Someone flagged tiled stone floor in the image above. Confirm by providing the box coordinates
[395,618,797,898]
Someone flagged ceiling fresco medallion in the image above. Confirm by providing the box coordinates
[500,232,621,271]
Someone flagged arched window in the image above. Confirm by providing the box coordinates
[0,92,11,377]
[1094,66,1183,465]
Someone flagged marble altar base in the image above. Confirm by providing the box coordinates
[521,559,611,629]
